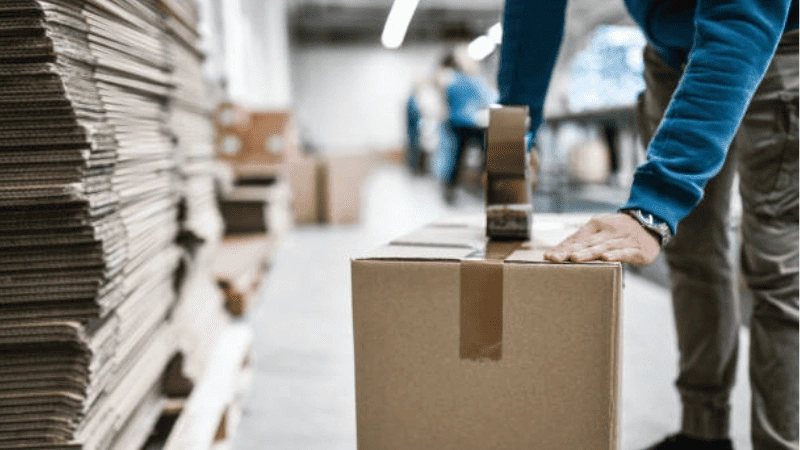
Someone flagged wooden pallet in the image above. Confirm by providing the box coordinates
[212,234,276,316]
[143,323,253,450]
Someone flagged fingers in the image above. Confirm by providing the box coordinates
[544,224,598,262]
[544,222,604,263]
[542,213,661,266]
[570,238,626,262]
[600,248,645,265]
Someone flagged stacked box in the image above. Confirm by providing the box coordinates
[213,107,300,165]
[218,178,292,236]
[286,154,373,225]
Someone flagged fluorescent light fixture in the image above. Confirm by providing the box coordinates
[467,35,496,61]
[381,0,421,49]
[487,22,503,44]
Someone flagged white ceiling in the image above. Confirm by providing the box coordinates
[288,0,503,9]
[288,0,502,43]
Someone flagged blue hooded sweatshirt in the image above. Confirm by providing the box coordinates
[498,0,798,233]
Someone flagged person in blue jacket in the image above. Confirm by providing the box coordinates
[406,94,422,173]
[499,1,798,449]
[438,49,498,203]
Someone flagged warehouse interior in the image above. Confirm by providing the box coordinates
[1,0,790,449]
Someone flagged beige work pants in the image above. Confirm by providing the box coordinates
[637,31,799,450]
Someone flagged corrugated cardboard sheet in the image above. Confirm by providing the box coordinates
[0,1,228,448]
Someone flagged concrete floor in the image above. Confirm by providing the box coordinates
[234,165,753,450]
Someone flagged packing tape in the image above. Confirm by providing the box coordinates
[459,242,524,361]
[485,106,528,176]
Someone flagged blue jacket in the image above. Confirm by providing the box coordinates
[499,0,798,232]
[446,71,497,128]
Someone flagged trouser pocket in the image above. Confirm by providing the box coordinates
[737,37,799,220]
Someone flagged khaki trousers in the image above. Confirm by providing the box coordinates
[637,31,799,450]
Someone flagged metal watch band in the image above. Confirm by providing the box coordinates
[622,209,672,248]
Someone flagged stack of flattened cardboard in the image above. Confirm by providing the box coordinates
[159,0,228,388]
[75,2,184,449]
[163,0,222,249]
[0,0,126,326]
[0,1,228,449]
[0,1,129,446]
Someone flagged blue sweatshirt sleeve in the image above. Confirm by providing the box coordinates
[497,0,568,134]
[622,0,792,233]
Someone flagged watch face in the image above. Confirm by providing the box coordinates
[625,209,670,246]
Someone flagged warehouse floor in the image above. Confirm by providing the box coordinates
[233,165,753,450]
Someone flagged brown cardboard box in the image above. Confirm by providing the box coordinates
[320,154,371,224]
[214,102,251,135]
[218,179,292,236]
[351,214,621,450]
[287,156,322,224]
[215,110,299,165]
[242,111,300,163]
[285,154,372,224]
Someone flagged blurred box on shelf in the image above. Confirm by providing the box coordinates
[320,154,372,224]
[214,102,251,135]
[287,156,321,224]
[218,176,292,237]
[215,109,300,165]
[287,153,373,224]
[351,214,621,450]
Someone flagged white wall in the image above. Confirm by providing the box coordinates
[198,0,293,109]
[288,1,631,154]
[290,42,450,153]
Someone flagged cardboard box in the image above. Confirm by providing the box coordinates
[214,102,251,135]
[285,154,372,224]
[287,156,322,224]
[351,214,621,449]
[320,154,371,224]
[218,179,292,236]
[242,111,300,163]
[215,110,299,165]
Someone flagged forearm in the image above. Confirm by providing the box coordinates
[623,0,792,232]
[497,0,568,134]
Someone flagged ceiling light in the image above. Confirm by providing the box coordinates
[381,0,421,49]
[487,22,503,45]
[467,35,496,61]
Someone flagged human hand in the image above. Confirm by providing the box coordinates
[543,213,660,266]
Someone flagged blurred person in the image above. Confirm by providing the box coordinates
[437,46,498,203]
[408,78,447,174]
[497,1,798,449]
[406,89,422,173]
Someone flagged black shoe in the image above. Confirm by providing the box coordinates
[443,185,456,205]
[643,434,734,450]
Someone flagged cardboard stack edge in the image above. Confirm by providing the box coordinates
[351,213,622,450]
[0,1,250,448]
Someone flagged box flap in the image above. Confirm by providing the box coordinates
[390,225,485,249]
[357,213,618,265]
[360,244,474,261]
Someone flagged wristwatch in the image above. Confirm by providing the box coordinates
[622,209,673,248]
